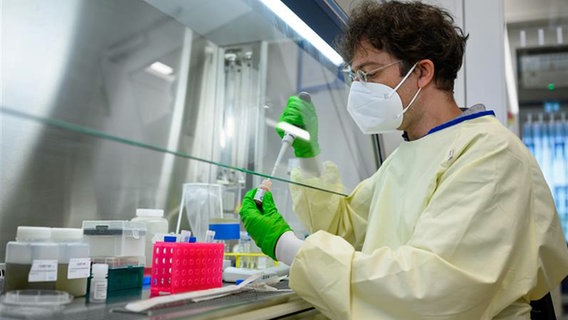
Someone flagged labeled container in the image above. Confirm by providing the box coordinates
[131,209,168,274]
[89,264,108,303]
[150,241,224,295]
[4,227,59,292]
[82,220,146,258]
[90,256,144,298]
[51,228,90,297]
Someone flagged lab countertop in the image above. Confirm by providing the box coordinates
[0,280,321,320]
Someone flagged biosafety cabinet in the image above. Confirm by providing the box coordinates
[0,0,374,317]
[1,0,378,253]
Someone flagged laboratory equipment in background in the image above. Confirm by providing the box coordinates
[208,189,240,255]
[222,231,287,283]
[51,228,90,297]
[150,237,224,296]
[131,208,168,276]
[82,221,146,258]
[82,221,146,299]
[521,111,568,240]
[89,264,108,303]
[4,227,59,292]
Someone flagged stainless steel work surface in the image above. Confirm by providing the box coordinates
[0,280,317,320]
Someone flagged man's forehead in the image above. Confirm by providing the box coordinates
[352,43,390,70]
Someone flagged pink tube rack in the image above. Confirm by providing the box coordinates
[150,242,224,295]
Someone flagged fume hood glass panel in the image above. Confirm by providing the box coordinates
[0,111,309,259]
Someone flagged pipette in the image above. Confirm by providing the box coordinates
[253,92,311,206]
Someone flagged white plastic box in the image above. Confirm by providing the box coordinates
[82,221,146,258]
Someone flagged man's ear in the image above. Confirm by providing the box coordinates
[416,59,435,88]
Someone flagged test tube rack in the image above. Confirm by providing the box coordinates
[150,242,224,295]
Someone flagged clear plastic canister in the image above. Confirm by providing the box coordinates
[5,227,59,292]
[51,228,90,297]
[131,209,168,271]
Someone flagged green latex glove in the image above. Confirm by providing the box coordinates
[276,95,320,158]
[239,188,292,260]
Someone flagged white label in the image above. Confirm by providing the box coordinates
[68,258,91,279]
[28,259,58,282]
[93,281,108,300]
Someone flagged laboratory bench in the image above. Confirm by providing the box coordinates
[0,280,324,320]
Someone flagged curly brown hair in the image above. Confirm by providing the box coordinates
[338,0,468,92]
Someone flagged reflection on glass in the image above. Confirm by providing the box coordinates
[0,107,346,197]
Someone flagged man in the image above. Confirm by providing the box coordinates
[239,1,568,319]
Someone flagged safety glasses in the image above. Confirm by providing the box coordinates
[345,60,401,85]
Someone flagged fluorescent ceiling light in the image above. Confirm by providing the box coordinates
[259,0,344,66]
[148,61,174,75]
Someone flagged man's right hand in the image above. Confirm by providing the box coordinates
[276,95,320,158]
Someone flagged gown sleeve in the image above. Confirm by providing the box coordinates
[289,160,376,250]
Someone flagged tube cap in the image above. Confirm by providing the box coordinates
[92,263,109,277]
[164,235,177,242]
[16,226,51,242]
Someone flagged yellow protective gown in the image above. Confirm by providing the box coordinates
[288,114,568,320]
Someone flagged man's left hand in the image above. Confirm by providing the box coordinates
[239,188,292,260]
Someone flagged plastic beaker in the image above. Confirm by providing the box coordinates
[179,183,224,243]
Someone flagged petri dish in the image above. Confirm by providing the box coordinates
[2,289,73,307]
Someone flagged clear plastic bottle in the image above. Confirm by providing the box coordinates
[131,209,168,275]
[237,232,253,268]
[89,263,108,303]
[5,226,58,292]
[51,228,90,297]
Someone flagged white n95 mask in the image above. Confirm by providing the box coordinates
[347,63,421,134]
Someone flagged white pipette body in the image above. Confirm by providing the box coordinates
[253,133,294,205]
[270,133,294,177]
[253,92,310,206]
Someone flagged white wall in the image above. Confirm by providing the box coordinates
[420,0,506,123]
[380,0,507,157]
[463,0,507,124]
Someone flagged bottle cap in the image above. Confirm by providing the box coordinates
[209,224,240,240]
[51,228,83,242]
[92,263,109,277]
[136,209,164,217]
[16,226,51,242]
[142,275,151,286]
[164,235,177,242]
